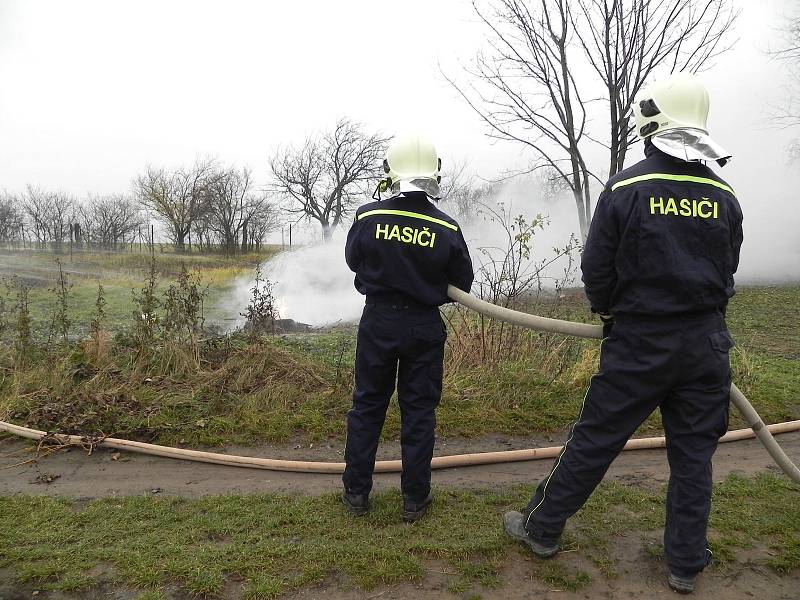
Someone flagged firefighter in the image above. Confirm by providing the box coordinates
[342,135,474,522]
[503,72,743,594]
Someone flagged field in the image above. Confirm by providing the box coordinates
[1,246,796,447]
[0,247,278,335]
[0,247,798,599]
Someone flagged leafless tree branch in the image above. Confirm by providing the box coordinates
[269,118,389,241]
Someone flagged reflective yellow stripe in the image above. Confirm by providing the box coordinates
[611,173,735,196]
[357,209,458,231]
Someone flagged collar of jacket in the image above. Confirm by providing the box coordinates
[644,137,685,163]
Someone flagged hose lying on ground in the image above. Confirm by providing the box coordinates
[1,419,798,475]
[0,286,797,482]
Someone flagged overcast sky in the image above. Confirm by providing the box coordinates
[0,0,798,278]
[0,0,493,193]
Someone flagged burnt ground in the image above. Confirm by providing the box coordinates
[0,432,798,600]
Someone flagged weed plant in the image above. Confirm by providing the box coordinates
[240,264,278,340]
[13,279,33,366]
[445,204,583,369]
[161,264,208,373]
[85,282,110,365]
[47,258,72,347]
[131,256,160,362]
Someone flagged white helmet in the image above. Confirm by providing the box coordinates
[382,135,442,198]
[632,72,731,166]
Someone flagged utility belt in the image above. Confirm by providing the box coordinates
[365,293,436,311]
[614,306,725,322]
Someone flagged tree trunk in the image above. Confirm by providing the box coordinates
[616,134,629,175]
[572,187,589,243]
[321,222,334,242]
[175,230,186,253]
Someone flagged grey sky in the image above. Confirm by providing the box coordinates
[0,0,490,193]
[0,0,798,279]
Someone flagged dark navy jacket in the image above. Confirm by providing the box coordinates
[345,191,474,306]
[582,142,744,316]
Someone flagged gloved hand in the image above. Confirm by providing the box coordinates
[599,314,614,338]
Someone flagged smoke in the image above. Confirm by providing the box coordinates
[222,180,583,328]
[222,144,800,329]
[223,233,363,328]
[722,136,800,285]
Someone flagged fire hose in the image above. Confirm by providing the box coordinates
[0,286,798,482]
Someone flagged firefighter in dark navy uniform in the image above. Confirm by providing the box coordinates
[503,73,743,594]
[342,136,474,522]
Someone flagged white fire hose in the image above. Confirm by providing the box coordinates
[447,286,800,483]
[0,286,798,483]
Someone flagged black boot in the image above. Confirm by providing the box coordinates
[402,492,434,523]
[341,491,369,516]
[667,572,697,594]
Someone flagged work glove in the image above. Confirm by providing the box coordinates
[599,314,614,338]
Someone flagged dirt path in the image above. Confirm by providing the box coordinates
[1,431,797,498]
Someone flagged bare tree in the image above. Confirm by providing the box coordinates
[447,0,737,240]
[245,208,279,252]
[203,166,278,255]
[78,194,144,250]
[0,192,24,244]
[188,210,212,252]
[270,118,389,241]
[534,165,573,203]
[134,159,215,252]
[438,159,495,223]
[770,6,800,130]
[446,0,597,240]
[22,186,74,251]
[574,0,738,175]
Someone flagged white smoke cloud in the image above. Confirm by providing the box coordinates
[221,179,583,328]
[223,231,364,328]
[221,133,800,329]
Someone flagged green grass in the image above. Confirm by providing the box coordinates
[0,474,796,598]
[727,286,800,359]
[0,247,280,335]
[0,247,797,447]
[710,474,800,572]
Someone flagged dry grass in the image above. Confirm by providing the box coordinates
[0,334,337,444]
[0,273,797,446]
[203,341,332,394]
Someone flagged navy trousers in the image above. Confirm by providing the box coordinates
[524,311,733,576]
[342,302,446,501]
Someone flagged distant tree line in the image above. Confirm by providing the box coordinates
[0,162,283,255]
[1,118,395,253]
[135,160,278,254]
[0,187,144,251]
